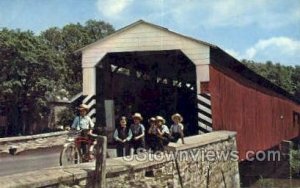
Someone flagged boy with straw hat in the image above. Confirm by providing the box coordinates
[71,104,94,133]
[71,104,95,160]
[130,113,145,154]
[155,116,170,151]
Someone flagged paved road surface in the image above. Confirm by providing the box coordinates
[0,146,117,177]
[0,147,62,177]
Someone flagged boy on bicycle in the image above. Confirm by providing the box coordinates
[71,104,94,161]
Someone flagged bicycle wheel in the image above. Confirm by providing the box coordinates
[59,143,81,166]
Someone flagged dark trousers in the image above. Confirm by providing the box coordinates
[116,142,130,157]
[170,133,182,143]
[79,130,90,157]
[157,134,170,151]
[131,139,145,154]
[148,134,160,152]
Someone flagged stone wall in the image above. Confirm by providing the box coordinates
[0,130,240,188]
[0,131,68,154]
[101,131,240,188]
[172,135,240,187]
[104,159,174,188]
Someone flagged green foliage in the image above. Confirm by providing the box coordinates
[40,20,115,95]
[291,66,300,97]
[0,28,66,135]
[241,59,300,98]
[0,19,115,135]
[290,149,300,175]
[57,107,76,128]
[257,176,274,188]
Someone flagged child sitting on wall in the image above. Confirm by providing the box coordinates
[170,113,185,144]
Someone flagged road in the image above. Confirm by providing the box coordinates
[0,147,62,177]
[0,146,117,177]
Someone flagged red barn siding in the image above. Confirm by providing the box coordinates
[210,65,300,160]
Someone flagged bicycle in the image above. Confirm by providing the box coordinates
[59,130,96,166]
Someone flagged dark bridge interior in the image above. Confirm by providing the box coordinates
[96,50,198,135]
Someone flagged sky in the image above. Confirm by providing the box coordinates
[0,0,299,66]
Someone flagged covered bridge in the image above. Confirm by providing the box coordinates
[76,20,300,160]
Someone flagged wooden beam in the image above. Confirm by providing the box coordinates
[94,136,107,188]
[96,66,107,127]
[112,66,121,73]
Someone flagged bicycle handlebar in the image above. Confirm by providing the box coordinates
[67,130,81,137]
[67,130,99,138]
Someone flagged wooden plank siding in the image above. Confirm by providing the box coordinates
[81,22,210,68]
[210,65,300,160]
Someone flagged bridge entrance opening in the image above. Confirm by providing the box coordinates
[96,50,198,135]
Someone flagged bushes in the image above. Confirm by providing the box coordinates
[57,107,76,129]
[290,149,300,176]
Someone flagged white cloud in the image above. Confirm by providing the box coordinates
[225,37,300,65]
[224,37,300,65]
[96,0,133,19]
[146,0,300,29]
[204,0,266,27]
[95,0,300,29]
[245,37,300,59]
[209,0,299,28]
[224,48,242,60]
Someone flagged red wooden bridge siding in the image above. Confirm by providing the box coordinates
[209,65,300,160]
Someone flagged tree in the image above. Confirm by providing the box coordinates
[40,20,115,95]
[0,19,115,136]
[292,66,300,98]
[85,20,115,42]
[0,28,66,135]
[241,59,300,98]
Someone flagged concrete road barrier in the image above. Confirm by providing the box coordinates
[0,131,68,154]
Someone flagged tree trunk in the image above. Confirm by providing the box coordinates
[8,105,22,136]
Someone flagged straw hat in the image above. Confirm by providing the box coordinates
[78,104,89,111]
[148,117,156,123]
[132,113,143,121]
[155,116,166,124]
[171,113,183,122]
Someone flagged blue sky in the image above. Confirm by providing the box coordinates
[0,0,299,66]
